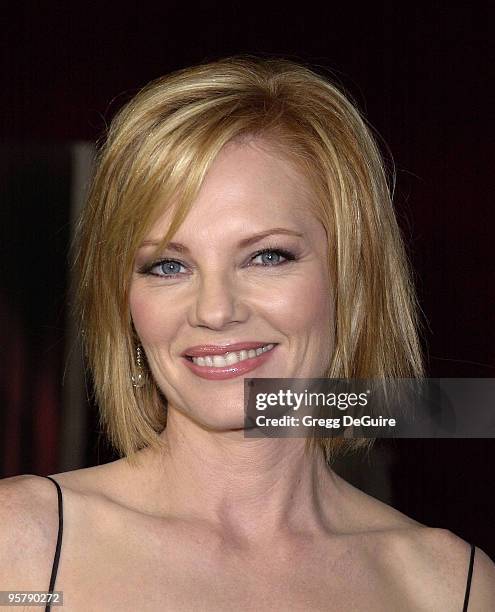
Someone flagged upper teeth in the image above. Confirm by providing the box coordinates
[191,344,275,367]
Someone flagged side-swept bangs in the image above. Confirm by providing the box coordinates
[75,56,423,462]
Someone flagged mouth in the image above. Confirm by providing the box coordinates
[181,342,278,380]
[185,343,275,366]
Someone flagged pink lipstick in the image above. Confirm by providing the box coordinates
[181,342,277,380]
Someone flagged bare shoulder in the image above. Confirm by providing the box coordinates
[333,475,495,609]
[463,540,495,611]
[0,462,128,589]
[0,474,60,588]
[390,526,495,611]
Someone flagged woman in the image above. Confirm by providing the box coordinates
[1,56,494,611]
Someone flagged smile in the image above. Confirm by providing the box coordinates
[189,344,275,367]
[182,343,278,380]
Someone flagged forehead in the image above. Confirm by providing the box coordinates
[145,138,324,243]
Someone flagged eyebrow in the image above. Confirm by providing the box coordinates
[139,228,304,253]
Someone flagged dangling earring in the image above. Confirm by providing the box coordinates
[131,344,146,388]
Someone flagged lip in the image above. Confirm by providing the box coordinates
[182,341,274,358]
[182,343,278,380]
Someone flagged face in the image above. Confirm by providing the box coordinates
[130,138,335,431]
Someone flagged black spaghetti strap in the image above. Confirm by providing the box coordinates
[462,543,476,612]
[43,476,63,612]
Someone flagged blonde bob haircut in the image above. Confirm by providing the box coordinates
[75,55,423,464]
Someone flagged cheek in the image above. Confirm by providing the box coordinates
[129,267,334,346]
[262,269,333,334]
[129,285,179,346]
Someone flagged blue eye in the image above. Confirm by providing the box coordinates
[146,260,187,277]
[159,261,183,275]
[139,247,296,279]
[251,248,295,266]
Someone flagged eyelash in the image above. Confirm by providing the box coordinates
[138,247,297,279]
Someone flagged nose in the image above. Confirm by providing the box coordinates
[188,270,248,330]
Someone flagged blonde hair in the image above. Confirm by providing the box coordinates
[75,55,423,463]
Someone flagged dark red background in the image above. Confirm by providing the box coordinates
[1,4,494,555]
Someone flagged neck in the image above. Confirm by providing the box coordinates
[131,408,342,544]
